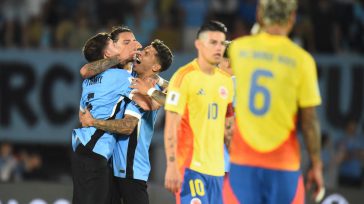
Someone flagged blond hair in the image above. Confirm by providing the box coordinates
[259,0,297,26]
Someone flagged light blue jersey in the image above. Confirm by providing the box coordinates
[113,86,161,181]
[72,68,133,160]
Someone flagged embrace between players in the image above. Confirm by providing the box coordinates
[71,0,324,203]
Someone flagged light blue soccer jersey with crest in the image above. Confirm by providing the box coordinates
[112,86,161,181]
[72,68,133,160]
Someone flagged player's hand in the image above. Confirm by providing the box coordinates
[79,109,95,127]
[117,41,141,64]
[306,162,325,203]
[130,78,156,95]
[164,163,182,194]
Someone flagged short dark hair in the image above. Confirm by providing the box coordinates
[110,26,132,42]
[196,20,227,39]
[151,39,173,72]
[82,32,111,62]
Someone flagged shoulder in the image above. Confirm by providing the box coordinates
[170,61,197,87]
[103,68,130,76]
[229,35,255,58]
[216,69,232,79]
[286,40,314,61]
[102,68,132,81]
[174,61,197,78]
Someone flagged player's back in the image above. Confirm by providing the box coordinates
[72,68,132,159]
[80,68,132,119]
[229,32,321,171]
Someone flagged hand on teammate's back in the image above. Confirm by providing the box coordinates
[130,78,156,95]
[79,109,95,127]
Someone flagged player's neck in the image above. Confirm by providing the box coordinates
[263,25,289,36]
[197,58,215,75]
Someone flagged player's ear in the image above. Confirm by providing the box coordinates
[152,64,161,73]
[289,11,297,25]
[104,49,111,58]
[194,39,200,50]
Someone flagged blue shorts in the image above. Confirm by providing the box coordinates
[178,168,223,204]
[229,164,305,204]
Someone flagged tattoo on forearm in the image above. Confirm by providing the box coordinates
[86,56,119,77]
[224,118,234,149]
[153,75,169,90]
[160,79,169,90]
[93,116,139,135]
[301,108,321,164]
[168,156,175,162]
[151,90,166,105]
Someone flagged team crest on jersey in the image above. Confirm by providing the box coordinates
[190,198,202,204]
[166,91,180,105]
[219,86,228,99]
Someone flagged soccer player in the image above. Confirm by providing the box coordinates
[164,20,234,204]
[79,39,173,204]
[80,26,170,100]
[228,0,324,203]
[71,32,139,204]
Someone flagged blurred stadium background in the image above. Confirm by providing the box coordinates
[0,0,364,203]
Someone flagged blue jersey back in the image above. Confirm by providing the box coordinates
[72,68,133,159]
[113,87,160,181]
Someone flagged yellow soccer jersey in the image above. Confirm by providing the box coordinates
[229,32,321,170]
[165,59,234,176]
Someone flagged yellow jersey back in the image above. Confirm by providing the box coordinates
[229,32,321,170]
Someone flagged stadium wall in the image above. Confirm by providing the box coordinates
[0,50,363,143]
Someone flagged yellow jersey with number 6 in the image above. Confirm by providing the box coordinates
[229,32,321,171]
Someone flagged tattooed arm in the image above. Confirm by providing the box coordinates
[150,90,166,105]
[224,103,234,150]
[164,110,182,193]
[301,106,324,201]
[130,78,166,105]
[152,75,169,91]
[132,93,161,110]
[80,43,141,78]
[79,109,138,135]
[224,116,234,150]
[80,56,120,78]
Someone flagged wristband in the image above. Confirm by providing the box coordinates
[157,76,164,86]
[147,88,156,96]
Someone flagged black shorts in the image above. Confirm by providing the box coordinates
[71,145,113,204]
[114,177,149,204]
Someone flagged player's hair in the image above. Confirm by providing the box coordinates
[82,32,111,62]
[151,39,173,72]
[259,0,297,26]
[196,20,227,39]
[110,26,132,42]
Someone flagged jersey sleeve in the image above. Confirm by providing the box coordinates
[298,53,322,107]
[110,69,134,99]
[164,69,189,115]
[125,101,144,120]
